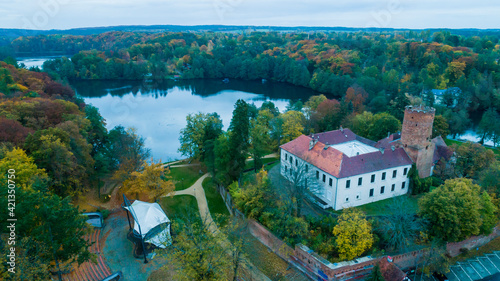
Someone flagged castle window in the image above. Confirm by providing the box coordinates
[346,180,351,189]
[402,182,406,189]
[285,153,288,161]
[322,174,326,183]
[358,177,363,186]
[369,188,374,197]
[356,194,360,200]
[392,170,397,178]
[380,186,385,194]
[305,164,308,172]
[371,174,375,183]
[382,172,386,180]
[391,184,395,192]
[316,171,319,179]
[289,156,292,163]
[403,168,408,175]
[285,166,288,173]
[345,197,349,202]
[295,159,298,166]
[329,178,333,186]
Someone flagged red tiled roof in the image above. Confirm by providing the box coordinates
[281,130,413,178]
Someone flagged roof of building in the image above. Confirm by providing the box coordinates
[311,128,376,147]
[280,131,413,178]
[432,136,454,162]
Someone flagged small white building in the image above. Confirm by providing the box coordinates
[280,128,412,210]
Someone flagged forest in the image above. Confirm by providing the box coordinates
[1,28,500,277]
[0,61,151,279]
[1,29,499,138]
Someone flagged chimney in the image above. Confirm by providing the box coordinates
[340,126,344,133]
[309,139,315,150]
[387,131,390,138]
[379,148,385,154]
[391,145,395,151]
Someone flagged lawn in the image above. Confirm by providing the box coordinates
[159,195,199,219]
[244,157,279,170]
[168,163,207,191]
[202,177,230,218]
[354,195,420,217]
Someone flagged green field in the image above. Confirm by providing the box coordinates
[244,157,279,170]
[159,195,199,219]
[202,177,230,218]
[168,164,206,191]
[354,195,420,217]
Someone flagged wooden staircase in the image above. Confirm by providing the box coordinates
[58,228,113,281]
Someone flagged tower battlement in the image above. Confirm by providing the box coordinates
[405,105,435,114]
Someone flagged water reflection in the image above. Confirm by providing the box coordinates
[72,79,318,162]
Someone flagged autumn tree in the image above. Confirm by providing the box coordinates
[122,158,174,201]
[281,110,305,144]
[452,141,496,178]
[333,208,373,260]
[419,178,497,242]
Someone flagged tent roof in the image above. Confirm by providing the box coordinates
[124,200,170,238]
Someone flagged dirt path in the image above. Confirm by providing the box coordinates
[164,173,271,281]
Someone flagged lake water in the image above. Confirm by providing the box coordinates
[69,79,318,162]
[17,56,63,69]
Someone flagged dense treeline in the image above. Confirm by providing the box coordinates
[28,30,500,136]
[0,61,150,279]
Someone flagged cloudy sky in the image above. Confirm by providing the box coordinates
[1,0,499,30]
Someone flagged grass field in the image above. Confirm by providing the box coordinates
[202,177,230,218]
[354,195,420,217]
[168,163,206,191]
[244,157,279,170]
[159,195,199,219]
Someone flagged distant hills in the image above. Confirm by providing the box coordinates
[1,25,500,38]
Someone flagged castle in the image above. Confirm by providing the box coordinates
[280,105,450,210]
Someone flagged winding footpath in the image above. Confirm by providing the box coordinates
[163,173,271,281]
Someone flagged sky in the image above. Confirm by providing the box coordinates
[1,0,499,30]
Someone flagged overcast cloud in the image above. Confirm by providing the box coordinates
[1,0,499,30]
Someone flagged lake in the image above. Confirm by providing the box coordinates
[69,79,318,162]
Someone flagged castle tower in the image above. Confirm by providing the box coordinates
[401,105,436,178]
[401,105,435,148]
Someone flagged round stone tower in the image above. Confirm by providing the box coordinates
[401,105,435,148]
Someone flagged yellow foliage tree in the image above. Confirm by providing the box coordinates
[122,158,174,201]
[333,208,373,261]
[282,110,305,144]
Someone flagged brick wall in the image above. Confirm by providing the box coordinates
[401,106,435,148]
[247,219,294,261]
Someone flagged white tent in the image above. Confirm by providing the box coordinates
[123,200,172,248]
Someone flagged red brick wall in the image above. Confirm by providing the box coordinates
[247,219,294,261]
[401,106,435,148]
